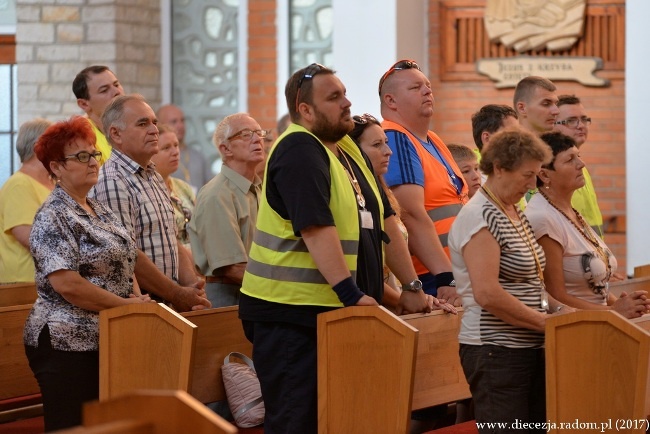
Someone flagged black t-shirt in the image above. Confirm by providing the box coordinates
[239,132,394,327]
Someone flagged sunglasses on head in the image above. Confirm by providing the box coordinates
[352,113,380,125]
[295,63,327,112]
[378,60,421,95]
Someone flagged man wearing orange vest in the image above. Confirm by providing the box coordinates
[380,59,466,307]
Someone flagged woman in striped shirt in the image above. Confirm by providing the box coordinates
[449,128,569,433]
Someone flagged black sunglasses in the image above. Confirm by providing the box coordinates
[378,60,421,95]
[295,63,326,112]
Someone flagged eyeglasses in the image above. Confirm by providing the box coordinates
[62,150,102,163]
[295,63,326,112]
[555,117,592,128]
[378,60,421,95]
[352,113,380,125]
[227,129,269,142]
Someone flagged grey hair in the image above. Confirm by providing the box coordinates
[213,113,251,160]
[16,118,53,163]
[101,94,147,146]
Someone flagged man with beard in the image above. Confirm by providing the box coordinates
[239,64,436,434]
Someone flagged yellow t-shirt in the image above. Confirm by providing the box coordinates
[572,167,604,237]
[0,172,52,282]
[88,118,112,163]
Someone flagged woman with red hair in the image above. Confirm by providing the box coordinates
[23,116,152,432]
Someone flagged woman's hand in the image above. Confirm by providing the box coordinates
[128,293,154,304]
[611,291,650,318]
[428,295,458,315]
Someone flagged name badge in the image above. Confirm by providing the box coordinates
[360,210,374,229]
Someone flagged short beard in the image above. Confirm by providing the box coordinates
[310,107,353,143]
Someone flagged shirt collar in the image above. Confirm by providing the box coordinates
[109,148,157,176]
[220,164,261,194]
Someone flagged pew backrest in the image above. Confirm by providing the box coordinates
[546,310,650,433]
[0,282,37,308]
[99,303,196,401]
[609,276,650,298]
[0,304,39,401]
[99,304,253,404]
[182,306,253,403]
[317,306,418,434]
[401,309,471,409]
[56,390,237,434]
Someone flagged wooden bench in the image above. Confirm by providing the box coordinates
[56,390,237,433]
[0,282,37,308]
[100,304,470,433]
[609,275,650,298]
[634,264,650,278]
[99,303,252,403]
[546,310,650,434]
[317,306,470,433]
[0,303,41,423]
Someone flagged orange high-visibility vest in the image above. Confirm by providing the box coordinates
[382,120,467,274]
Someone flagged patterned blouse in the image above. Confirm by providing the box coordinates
[24,185,137,352]
[169,177,195,249]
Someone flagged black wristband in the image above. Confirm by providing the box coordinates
[434,272,455,289]
[332,276,365,307]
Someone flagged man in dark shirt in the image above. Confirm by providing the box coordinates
[239,64,437,434]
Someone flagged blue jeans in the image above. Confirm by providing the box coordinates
[460,344,546,434]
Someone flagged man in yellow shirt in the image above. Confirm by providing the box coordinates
[72,66,125,162]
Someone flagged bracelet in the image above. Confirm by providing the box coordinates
[332,276,365,306]
[434,272,455,289]
[555,305,564,313]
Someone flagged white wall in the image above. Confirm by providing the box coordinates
[626,0,650,274]
[332,0,427,118]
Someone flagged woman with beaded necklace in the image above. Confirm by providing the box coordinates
[526,131,650,318]
[449,128,566,433]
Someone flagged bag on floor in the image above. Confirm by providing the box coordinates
[221,352,265,427]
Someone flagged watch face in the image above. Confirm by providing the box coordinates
[403,279,422,292]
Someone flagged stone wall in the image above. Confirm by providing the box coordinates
[16,0,161,124]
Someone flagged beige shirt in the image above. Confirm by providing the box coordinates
[188,165,261,276]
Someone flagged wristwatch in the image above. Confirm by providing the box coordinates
[401,279,423,292]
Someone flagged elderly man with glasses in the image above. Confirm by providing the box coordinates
[188,113,266,307]
[379,59,466,307]
[554,94,604,238]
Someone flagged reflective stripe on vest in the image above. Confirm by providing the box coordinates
[254,229,359,255]
[426,203,463,222]
[247,257,357,284]
[240,126,379,307]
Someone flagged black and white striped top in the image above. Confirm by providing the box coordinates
[449,192,546,349]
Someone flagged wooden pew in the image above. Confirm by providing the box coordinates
[182,306,252,403]
[0,303,41,423]
[317,306,418,434]
[317,306,470,434]
[57,390,237,433]
[634,264,650,278]
[402,309,470,410]
[0,282,37,308]
[99,303,196,401]
[546,310,650,434]
[101,303,469,433]
[608,275,650,299]
[99,303,252,403]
